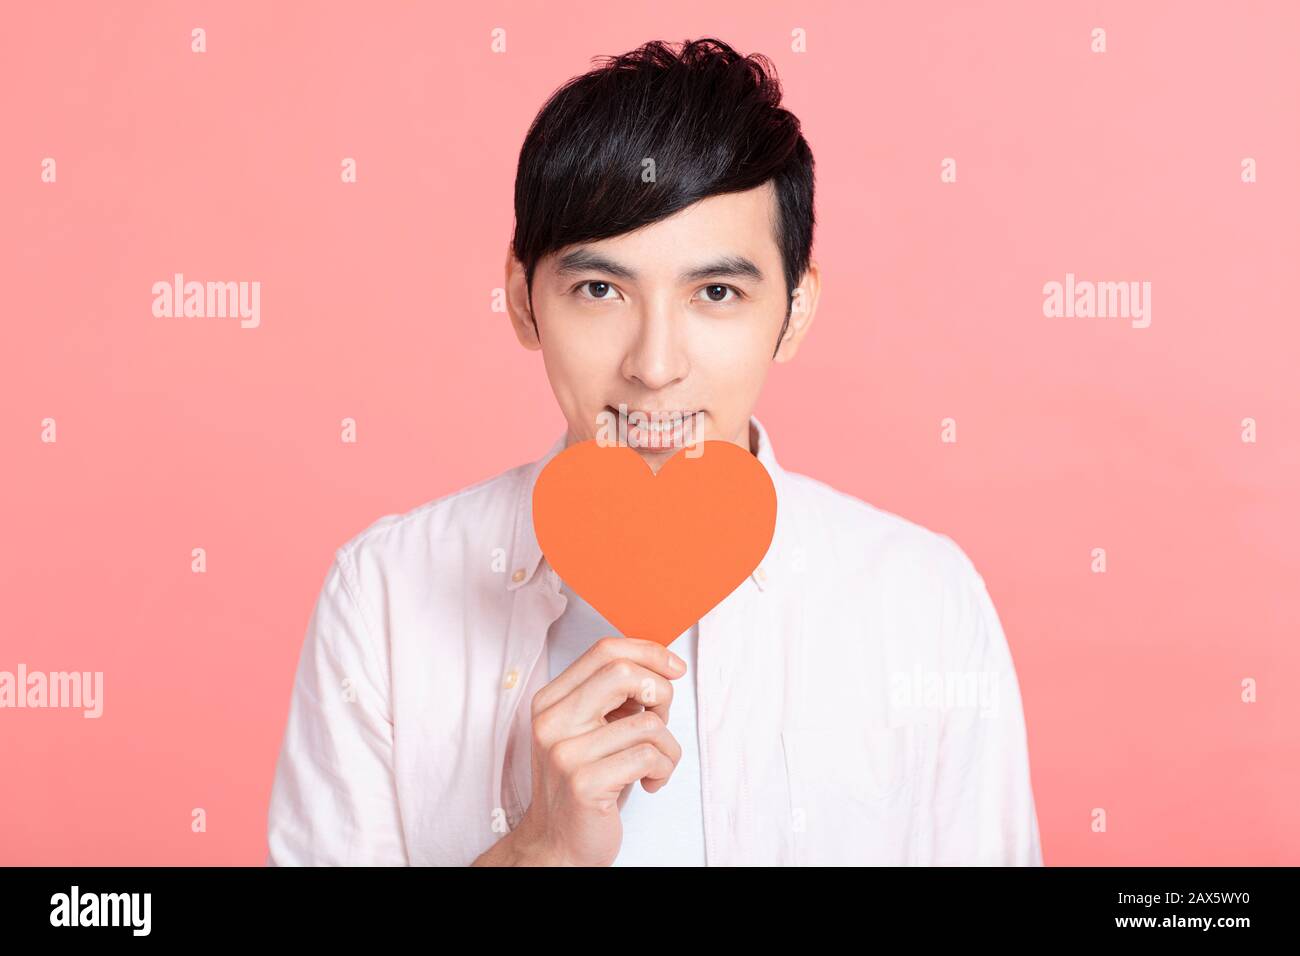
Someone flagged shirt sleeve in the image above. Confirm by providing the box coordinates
[266,548,409,865]
[926,538,1044,866]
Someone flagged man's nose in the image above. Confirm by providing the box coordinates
[621,300,689,390]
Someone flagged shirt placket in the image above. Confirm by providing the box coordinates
[493,570,565,831]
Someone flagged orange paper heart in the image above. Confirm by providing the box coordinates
[532,439,777,646]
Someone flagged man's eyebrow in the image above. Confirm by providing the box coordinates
[678,256,764,283]
[553,250,765,284]
[554,250,638,280]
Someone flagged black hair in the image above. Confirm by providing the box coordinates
[510,37,816,357]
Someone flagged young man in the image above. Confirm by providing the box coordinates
[266,38,1043,866]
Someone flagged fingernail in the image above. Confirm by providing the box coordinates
[669,653,686,673]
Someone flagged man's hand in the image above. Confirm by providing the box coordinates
[472,636,686,866]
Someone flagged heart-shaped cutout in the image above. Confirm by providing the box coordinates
[533,439,777,646]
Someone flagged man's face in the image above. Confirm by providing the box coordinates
[506,181,819,473]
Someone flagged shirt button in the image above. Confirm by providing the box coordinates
[511,568,526,583]
[502,669,519,690]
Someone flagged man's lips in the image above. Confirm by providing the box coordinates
[605,406,703,450]
[606,405,699,420]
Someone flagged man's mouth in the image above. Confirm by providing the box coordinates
[605,405,703,451]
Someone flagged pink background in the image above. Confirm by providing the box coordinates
[2,1,1297,865]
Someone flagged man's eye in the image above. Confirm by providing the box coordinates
[697,284,739,303]
[577,281,617,300]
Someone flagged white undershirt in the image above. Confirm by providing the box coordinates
[545,576,707,866]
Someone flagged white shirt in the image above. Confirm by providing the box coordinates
[546,579,707,866]
[266,415,1044,865]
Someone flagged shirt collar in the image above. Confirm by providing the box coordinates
[506,414,791,593]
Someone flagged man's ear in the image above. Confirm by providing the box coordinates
[774,259,822,363]
[505,245,542,350]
